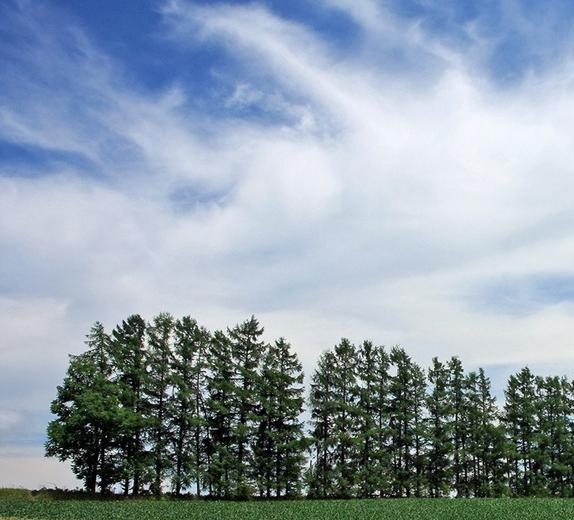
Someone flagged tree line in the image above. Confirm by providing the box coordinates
[46,314,574,498]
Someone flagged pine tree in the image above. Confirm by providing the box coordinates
[536,375,572,496]
[110,314,149,496]
[227,316,266,498]
[205,329,236,498]
[169,316,210,496]
[46,323,122,493]
[329,339,360,498]
[387,347,427,497]
[355,341,388,498]
[307,349,337,498]
[464,369,506,497]
[503,367,538,496]
[253,338,306,498]
[426,357,453,498]
[448,356,470,497]
[145,313,175,497]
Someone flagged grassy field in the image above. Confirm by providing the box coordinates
[3,494,574,520]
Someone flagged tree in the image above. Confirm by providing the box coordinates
[387,347,427,497]
[447,356,470,497]
[205,329,236,498]
[227,316,266,498]
[329,339,360,498]
[503,367,538,496]
[169,316,211,496]
[535,375,572,496]
[253,338,307,498]
[426,357,453,498]
[110,314,149,496]
[307,349,337,498]
[145,313,175,497]
[464,368,506,497]
[355,341,390,498]
[46,323,122,493]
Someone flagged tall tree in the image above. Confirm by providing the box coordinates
[253,338,307,498]
[110,314,149,496]
[464,368,506,497]
[46,323,121,493]
[448,356,469,497]
[387,347,427,497]
[355,341,390,498]
[426,357,453,498]
[169,316,210,496]
[536,375,572,496]
[503,367,538,496]
[329,339,360,498]
[205,329,236,498]
[307,349,337,498]
[145,313,175,497]
[227,316,266,498]
[371,344,392,497]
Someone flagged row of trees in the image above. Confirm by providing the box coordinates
[308,341,574,498]
[47,315,574,498]
[46,314,306,498]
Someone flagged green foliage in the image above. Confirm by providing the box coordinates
[45,323,124,494]
[46,314,574,500]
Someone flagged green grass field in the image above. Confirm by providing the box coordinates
[3,496,574,520]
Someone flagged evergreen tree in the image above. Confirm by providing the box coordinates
[503,367,538,496]
[371,344,392,497]
[536,375,572,496]
[464,369,506,497]
[330,339,360,498]
[110,314,149,496]
[307,350,337,498]
[169,316,210,496]
[448,356,470,497]
[145,313,175,497]
[387,347,427,497]
[205,329,236,498]
[253,338,306,498]
[355,341,390,498]
[227,316,266,498]
[46,323,122,493]
[426,357,453,498]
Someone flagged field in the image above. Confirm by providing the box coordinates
[3,496,574,520]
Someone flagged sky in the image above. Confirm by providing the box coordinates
[2,0,574,489]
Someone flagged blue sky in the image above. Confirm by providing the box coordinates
[3,0,574,488]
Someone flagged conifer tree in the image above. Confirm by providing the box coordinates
[448,356,469,497]
[110,314,149,496]
[371,344,392,497]
[169,316,210,496]
[253,338,306,498]
[205,329,235,498]
[227,316,266,498]
[307,349,337,498]
[355,341,388,497]
[145,313,175,497]
[46,323,121,493]
[464,368,506,497]
[330,339,360,498]
[503,367,538,496]
[426,357,453,497]
[388,347,427,497]
[536,375,572,496]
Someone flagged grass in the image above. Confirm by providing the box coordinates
[3,496,574,520]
